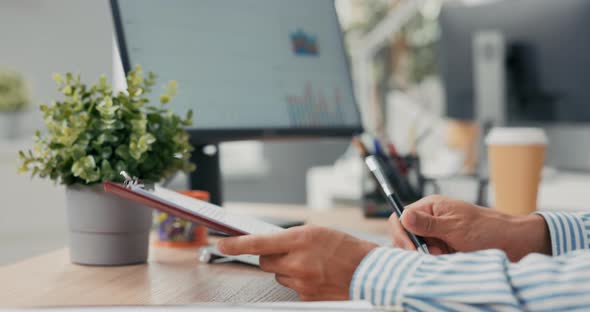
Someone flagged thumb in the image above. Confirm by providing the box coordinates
[401,210,445,237]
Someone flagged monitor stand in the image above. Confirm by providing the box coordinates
[189,142,307,231]
[189,144,223,206]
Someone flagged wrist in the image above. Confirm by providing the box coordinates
[342,239,379,298]
[339,236,379,280]
[353,240,380,266]
[506,214,551,261]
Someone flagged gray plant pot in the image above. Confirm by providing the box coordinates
[65,184,152,266]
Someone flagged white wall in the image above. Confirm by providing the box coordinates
[0,0,114,264]
[0,0,114,136]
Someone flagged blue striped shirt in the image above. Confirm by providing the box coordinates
[350,211,590,311]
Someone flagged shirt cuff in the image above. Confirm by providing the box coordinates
[350,247,423,307]
[534,211,589,256]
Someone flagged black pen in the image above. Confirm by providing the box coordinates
[364,155,430,254]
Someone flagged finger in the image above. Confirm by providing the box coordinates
[401,210,445,237]
[275,274,296,289]
[425,237,454,255]
[259,254,290,275]
[427,244,444,255]
[393,235,417,250]
[389,215,416,250]
[404,196,439,215]
[217,229,297,255]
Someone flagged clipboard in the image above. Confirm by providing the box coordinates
[103,173,283,236]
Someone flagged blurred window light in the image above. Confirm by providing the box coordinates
[420,0,443,20]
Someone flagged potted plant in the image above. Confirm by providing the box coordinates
[18,65,195,266]
[0,69,30,139]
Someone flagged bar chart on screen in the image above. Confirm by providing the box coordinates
[285,82,345,127]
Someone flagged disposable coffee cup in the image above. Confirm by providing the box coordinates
[485,127,548,215]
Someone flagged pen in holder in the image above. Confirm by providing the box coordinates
[352,137,439,218]
[362,153,439,218]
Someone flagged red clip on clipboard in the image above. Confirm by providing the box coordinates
[103,181,283,236]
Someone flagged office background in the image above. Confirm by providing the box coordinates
[2,0,590,265]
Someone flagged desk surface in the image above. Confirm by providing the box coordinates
[0,203,390,308]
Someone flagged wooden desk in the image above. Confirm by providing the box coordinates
[0,203,390,308]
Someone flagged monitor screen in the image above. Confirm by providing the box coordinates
[439,0,590,123]
[112,0,362,139]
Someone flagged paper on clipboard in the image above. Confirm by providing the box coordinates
[103,181,283,236]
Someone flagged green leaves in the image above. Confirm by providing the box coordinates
[97,96,118,117]
[159,80,177,104]
[129,133,156,160]
[183,109,193,126]
[18,65,195,185]
[0,69,30,112]
[71,155,100,182]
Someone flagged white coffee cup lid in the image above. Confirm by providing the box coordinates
[485,127,548,145]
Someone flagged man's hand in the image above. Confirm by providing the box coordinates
[390,195,551,261]
[218,226,378,301]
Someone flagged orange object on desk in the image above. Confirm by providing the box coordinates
[152,190,210,248]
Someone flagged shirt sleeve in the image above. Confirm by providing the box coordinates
[534,211,590,256]
[351,247,590,311]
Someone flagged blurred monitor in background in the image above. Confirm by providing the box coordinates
[112,0,362,204]
[439,0,590,170]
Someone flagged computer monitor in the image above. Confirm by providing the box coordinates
[439,0,590,123]
[111,0,362,204]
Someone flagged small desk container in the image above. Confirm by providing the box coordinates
[153,190,210,248]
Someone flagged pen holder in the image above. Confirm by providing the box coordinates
[362,154,438,218]
[152,190,210,248]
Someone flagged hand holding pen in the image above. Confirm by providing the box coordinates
[365,155,429,254]
[352,137,430,254]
